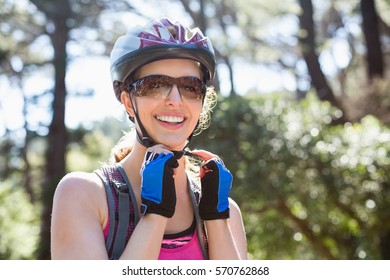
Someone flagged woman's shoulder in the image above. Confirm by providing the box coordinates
[51,171,109,259]
[57,171,102,189]
[227,198,245,231]
[55,171,104,203]
[228,198,242,215]
[228,198,248,259]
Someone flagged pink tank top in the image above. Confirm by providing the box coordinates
[103,219,205,260]
[158,229,204,260]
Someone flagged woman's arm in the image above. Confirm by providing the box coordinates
[51,172,109,259]
[206,198,248,260]
[190,149,248,260]
[51,172,168,260]
[120,214,167,259]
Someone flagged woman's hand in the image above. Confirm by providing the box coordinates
[140,145,179,218]
[191,150,233,220]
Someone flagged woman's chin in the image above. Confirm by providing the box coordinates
[155,139,187,151]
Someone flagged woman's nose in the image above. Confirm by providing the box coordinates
[165,84,182,105]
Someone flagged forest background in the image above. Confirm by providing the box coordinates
[0,0,389,260]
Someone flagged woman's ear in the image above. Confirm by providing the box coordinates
[121,91,135,118]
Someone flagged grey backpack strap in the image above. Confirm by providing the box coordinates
[95,168,116,257]
[116,163,140,224]
[96,164,139,260]
[110,177,130,260]
[188,179,209,260]
[110,163,140,260]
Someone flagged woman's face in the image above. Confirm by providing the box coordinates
[125,59,203,151]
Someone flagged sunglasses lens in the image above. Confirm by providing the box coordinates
[131,75,206,100]
[132,76,171,98]
[177,77,205,100]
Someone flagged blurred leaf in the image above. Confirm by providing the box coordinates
[0,182,39,259]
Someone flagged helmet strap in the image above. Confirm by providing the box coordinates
[129,95,155,148]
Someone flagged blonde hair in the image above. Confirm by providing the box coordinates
[109,86,217,164]
[108,129,135,164]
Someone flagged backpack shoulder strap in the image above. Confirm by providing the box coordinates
[188,178,209,260]
[95,166,116,256]
[116,163,140,225]
[95,164,139,260]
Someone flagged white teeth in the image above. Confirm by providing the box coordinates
[156,115,184,123]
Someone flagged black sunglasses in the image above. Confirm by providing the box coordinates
[128,75,207,101]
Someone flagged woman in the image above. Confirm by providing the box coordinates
[51,18,247,260]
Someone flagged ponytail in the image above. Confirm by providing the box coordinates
[109,130,135,163]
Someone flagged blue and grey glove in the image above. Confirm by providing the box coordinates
[140,152,179,218]
[199,158,232,220]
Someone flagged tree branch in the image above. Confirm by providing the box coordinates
[276,195,336,259]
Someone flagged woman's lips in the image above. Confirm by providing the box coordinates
[156,115,185,123]
[155,114,186,129]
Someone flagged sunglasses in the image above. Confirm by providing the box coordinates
[128,75,207,101]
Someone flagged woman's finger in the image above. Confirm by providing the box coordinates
[146,144,172,155]
[190,149,218,161]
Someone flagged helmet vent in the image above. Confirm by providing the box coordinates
[167,26,177,39]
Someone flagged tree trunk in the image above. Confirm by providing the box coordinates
[297,0,345,120]
[360,0,384,79]
[32,0,71,259]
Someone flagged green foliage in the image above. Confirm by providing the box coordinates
[67,118,130,172]
[193,92,390,259]
[0,182,39,259]
[67,129,112,171]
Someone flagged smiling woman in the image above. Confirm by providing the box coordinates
[50,18,247,260]
[119,59,206,151]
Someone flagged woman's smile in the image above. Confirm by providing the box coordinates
[155,114,185,124]
[154,113,187,129]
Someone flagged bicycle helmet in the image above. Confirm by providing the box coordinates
[109,18,216,149]
[110,17,216,101]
